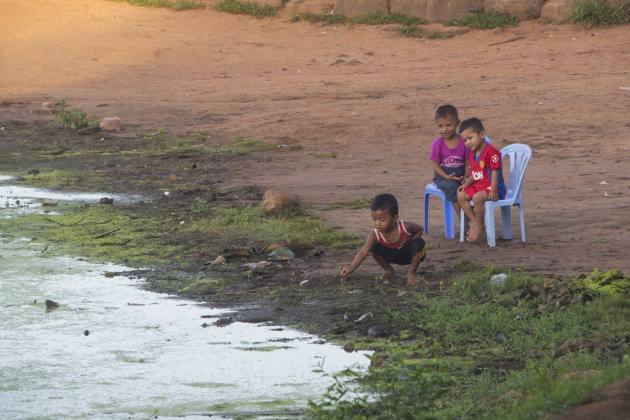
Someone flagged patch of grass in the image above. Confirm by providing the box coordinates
[186,204,361,249]
[568,0,630,27]
[143,127,167,140]
[426,31,456,39]
[445,10,518,29]
[291,12,349,24]
[396,25,424,37]
[292,11,425,27]
[354,11,426,26]
[214,0,277,19]
[314,152,336,159]
[211,137,275,156]
[322,197,371,211]
[53,99,98,130]
[109,0,206,10]
[311,265,630,418]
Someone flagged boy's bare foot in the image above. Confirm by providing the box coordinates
[466,223,483,242]
[378,271,396,280]
[407,272,419,285]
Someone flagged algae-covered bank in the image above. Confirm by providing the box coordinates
[1,119,629,418]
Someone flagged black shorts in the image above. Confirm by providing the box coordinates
[371,237,427,266]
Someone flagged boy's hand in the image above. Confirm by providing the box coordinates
[448,173,463,182]
[340,267,352,276]
[488,189,499,201]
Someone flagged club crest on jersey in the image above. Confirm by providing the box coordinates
[480,161,485,169]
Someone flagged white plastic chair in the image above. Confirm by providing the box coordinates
[459,143,532,246]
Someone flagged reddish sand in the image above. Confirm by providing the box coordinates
[3,0,629,276]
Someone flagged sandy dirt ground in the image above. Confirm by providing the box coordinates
[2,0,630,279]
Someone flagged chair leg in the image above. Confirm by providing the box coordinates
[485,202,496,247]
[460,209,466,242]
[442,196,455,239]
[519,204,526,242]
[501,206,512,240]
[424,193,430,234]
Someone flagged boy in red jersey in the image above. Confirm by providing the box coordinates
[341,193,427,285]
[457,118,506,242]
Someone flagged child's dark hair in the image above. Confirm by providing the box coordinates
[371,193,398,216]
[435,104,458,121]
[459,117,485,134]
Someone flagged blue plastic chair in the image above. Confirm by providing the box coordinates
[424,137,491,239]
[424,183,455,239]
[459,143,532,246]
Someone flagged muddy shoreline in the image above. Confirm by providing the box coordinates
[0,118,436,344]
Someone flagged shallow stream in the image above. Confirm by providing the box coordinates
[0,181,369,419]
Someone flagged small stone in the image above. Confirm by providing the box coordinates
[243,261,272,272]
[99,117,123,131]
[262,243,282,253]
[287,238,314,251]
[42,199,59,206]
[261,189,299,215]
[343,342,355,353]
[84,330,90,336]
[99,197,114,204]
[267,247,294,260]
[367,325,391,337]
[490,273,507,287]
[502,390,524,400]
[41,102,55,113]
[210,255,227,265]
[45,300,59,310]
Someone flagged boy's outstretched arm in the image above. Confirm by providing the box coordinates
[340,232,377,276]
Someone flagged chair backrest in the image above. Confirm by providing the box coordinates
[501,143,532,201]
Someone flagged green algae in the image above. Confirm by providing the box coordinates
[236,346,294,351]
[1,203,204,268]
[572,269,630,296]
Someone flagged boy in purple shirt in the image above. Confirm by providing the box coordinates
[429,105,468,217]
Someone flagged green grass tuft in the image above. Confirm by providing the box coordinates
[445,10,518,29]
[568,0,630,27]
[53,99,98,131]
[354,11,426,26]
[210,137,275,156]
[187,204,362,249]
[110,0,206,10]
[291,12,349,24]
[322,197,371,211]
[292,11,425,26]
[214,0,277,18]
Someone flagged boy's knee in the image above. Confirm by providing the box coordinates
[472,193,486,205]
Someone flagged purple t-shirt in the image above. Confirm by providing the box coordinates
[429,135,467,169]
